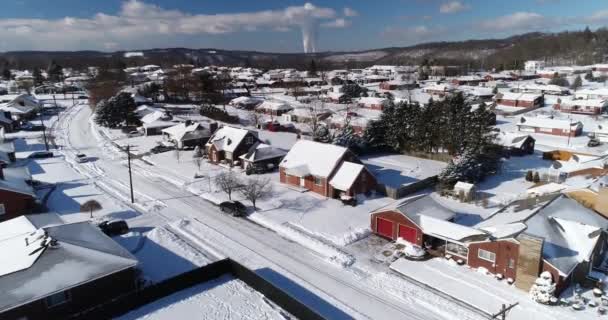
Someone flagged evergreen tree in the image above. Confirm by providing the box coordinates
[2,69,11,81]
[533,171,541,183]
[32,68,44,86]
[333,124,363,150]
[585,70,594,81]
[571,75,583,91]
[525,170,534,182]
[95,92,140,128]
[47,60,63,83]
[308,59,318,76]
[549,75,569,87]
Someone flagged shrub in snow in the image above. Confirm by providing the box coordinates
[507,278,514,285]
[477,267,489,275]
[495,273,503,280]
[403,244,426,259]
[530,271,557,304]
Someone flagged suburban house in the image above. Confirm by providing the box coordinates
[0,213,139,320]
[575,88,608,100]
[279,140,377,198]
[0,166,36,221]
[484,73,515,82]
[239,143,287,171]
[516,116,583,137]
[0,112,15,133]
[161,121,217,149]
[423,84,455,97]
[495,132,535,156]
[205,126,260,166]
[0,94,41,121]
[255,101,293,116]
[494,92,544,109]
[281,107,332,124]
[379,80,417,91]
[358,97,389,110]
[474,195,608,294]
[229,96,263,110]
[371,194,608,295]
[553,99,608,115]
[0,141,16,165]
[139,109,174,136]
[451,75,486,86]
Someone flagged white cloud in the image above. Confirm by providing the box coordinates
[477,12,547,32]
[344,7,358,17]
[382,25,448,43]
[0,0,350,51]
[439,1,469,14]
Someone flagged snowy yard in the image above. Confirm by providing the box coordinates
[116,226,217,283]
[116,274,289,320]
[390,257,601,320]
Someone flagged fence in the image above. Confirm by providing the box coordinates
[69,258,327,320]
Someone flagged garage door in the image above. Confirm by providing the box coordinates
[398,225,417,244]
[376,217,393,239]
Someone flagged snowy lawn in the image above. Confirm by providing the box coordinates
[126,226,217,283]
[116,274,289,320]
[475,153,553,206]
[390,257,596,320]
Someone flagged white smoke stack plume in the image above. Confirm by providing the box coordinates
[301,21,318,53]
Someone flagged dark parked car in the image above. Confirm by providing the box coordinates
[588,138,601,147]
[245,164,273,175]
[28,151,54,159]
[150,145,175,154]
[98,220,129,236]
[21,123,45,131]
[340,196,357,207]
[219,201,247,217]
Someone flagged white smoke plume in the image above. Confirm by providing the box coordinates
[286,3,334,53]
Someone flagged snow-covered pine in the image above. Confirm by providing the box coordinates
[529,271,557,304]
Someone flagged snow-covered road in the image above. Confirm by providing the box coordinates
[51,103,482,320]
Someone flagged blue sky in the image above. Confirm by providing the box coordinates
[0,0,607,52]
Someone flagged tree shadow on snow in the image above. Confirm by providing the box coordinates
[256,267,354,320]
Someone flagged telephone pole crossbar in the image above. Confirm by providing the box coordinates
[491,302,519,320]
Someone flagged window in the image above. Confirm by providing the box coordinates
[0,204,5,215]
[45,290,70,308]
[314,176,322,186]
[245,136,254,144]
[508,258,515,269]
[478,249,496,263]
[446,242,468,258]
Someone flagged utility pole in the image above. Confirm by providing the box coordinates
[492,302,518,320]
[126,145,135,203]
[38,112,49,151]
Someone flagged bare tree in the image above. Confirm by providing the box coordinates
[305,100,328,139]
[80,200,102,219]
[214,171,242,200]
[239,178,273,210]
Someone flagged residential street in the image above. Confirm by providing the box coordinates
[51,102,478,320]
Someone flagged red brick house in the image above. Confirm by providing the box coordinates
[517,116,583,137]
[205,126,260,167]
[495,92,543,108]
[358,97,388,110]
[553,99,608,115]
[371,194,608,295]
[279,140,377,199]
[0,166,36,221]
[379,80,417,91]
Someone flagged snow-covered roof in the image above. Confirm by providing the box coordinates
[560,98,608,108]
[256,101,293,111]
[0,215,138,313]
[230,96,262,106]
[418,216,486,242]
[517,116,581,130]
[496,92,541,102]
[239,143,287,163]
[280,140,347,178]
[0,166,34,196]
[162,122,212,142]
[206,126,255,153]
[526,183,566,196]
[358,97,388,105]
[329,162,364,191]
[140,110,166,124]
[454,181,474,192]
[495,132,533,148]
[374,194,456,225]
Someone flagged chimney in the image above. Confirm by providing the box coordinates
[209,122,218,134]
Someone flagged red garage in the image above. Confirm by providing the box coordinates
[370,195,456,246]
